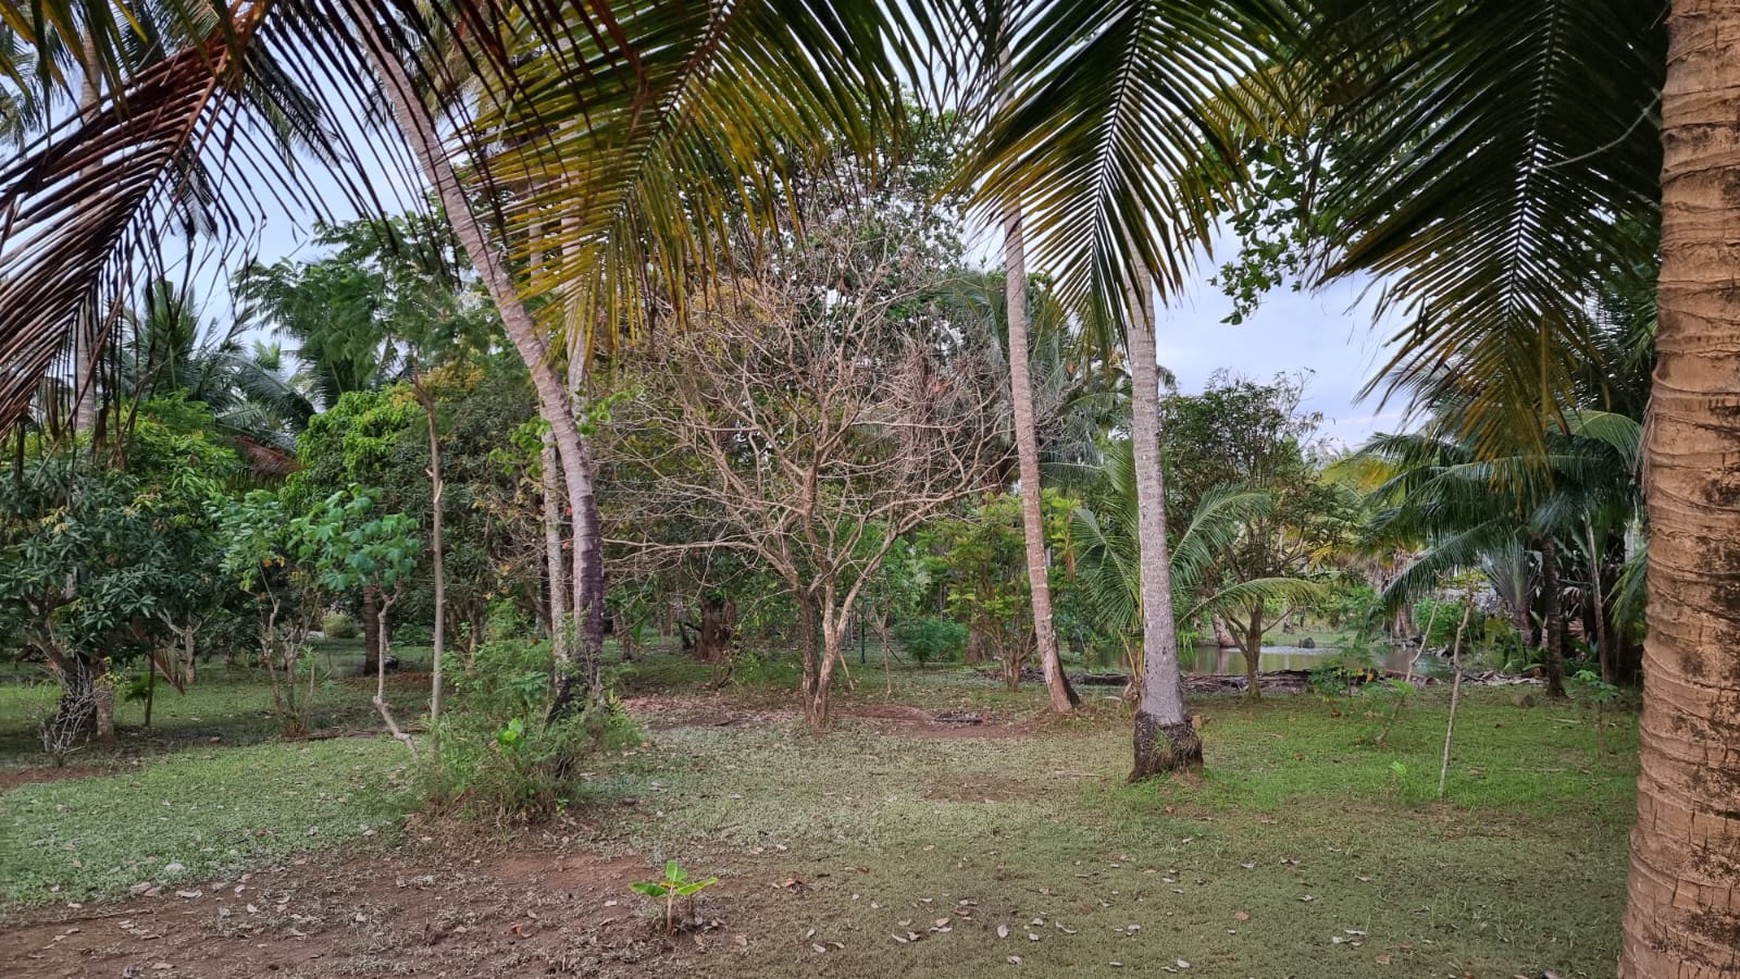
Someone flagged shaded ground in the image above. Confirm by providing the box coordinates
[4,651,1636,978]
[3,833,666,979]
[0,640,434,769]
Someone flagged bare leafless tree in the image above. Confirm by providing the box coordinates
[600,215,1006,730]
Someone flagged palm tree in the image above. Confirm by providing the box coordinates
[1,2,919,714]
[1255,4,1732,963]
[1621,7,1740,969]
[1074,440,1327,696]
[986,15,1078,713]
[965,0,1291,773]
[233,250,401,411]
[118,278,314,450]
[1002,172,1078,714]
[1357,410,1642,699]
[1123,266,1198,773]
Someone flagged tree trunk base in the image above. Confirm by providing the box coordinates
[1060,669,1082,709]
[1129,711,1203,780]
[93,673,116,744]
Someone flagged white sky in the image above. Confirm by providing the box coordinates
[1151,262,1409,451]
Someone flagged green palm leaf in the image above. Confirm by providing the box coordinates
[1302,0,1666,457]
[968,0,1296,316]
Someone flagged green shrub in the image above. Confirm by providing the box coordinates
[429,638,641,821]
[322,611,357,639]
[1412,597,1472,647]
[1306,648,1380,694]
[893,617,968,665]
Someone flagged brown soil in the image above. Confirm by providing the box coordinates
[626,694,1040,739]
[919,775,1042,803]
[0,764,105,790]
[627,694,797,731]
[0,835,682,978]
[833,702,1043,739]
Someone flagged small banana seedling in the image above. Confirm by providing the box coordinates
[630,861,720,932]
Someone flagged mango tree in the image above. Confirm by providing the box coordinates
[292,488,423,753]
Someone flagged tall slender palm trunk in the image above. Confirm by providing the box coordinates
[350,11,604,712]
[1538,537,1567,698]
[1620,2,1740,973]
[70,37,104,437]
[1003,209,1077,713]
[416,383,446,722]
[540,432,569,669]
[1585,523,1612,683]
[1125,271,1200,778]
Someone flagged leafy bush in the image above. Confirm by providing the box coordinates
[321,611,357,639]
[459,637,553,718]
[1322,583,1382,635]
[1306,649,1381,694]
[429,638,641,821]
[893,617,968,666]
[391,621,433,647]
[1413,597,1472,647]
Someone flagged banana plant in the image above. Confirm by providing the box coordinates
[629,861,719,933]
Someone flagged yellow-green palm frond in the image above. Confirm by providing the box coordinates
[470,0,920,362]
[1302,0,1666,458]
[967,0,1300,319]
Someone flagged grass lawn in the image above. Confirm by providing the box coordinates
[0,737,415,902]
[594,665,1635,978]
[0,648,1636,978]
[0,638,435,765]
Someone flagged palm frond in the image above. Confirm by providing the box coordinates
[968,0,1297,318]
[1303,0,1666,457]
[0,29,245,434]
[1377,515,1514,610]
[1169,484,1274,596]
[1183,575,1330,621]
[470,0,919,358]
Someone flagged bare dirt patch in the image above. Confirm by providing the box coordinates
[626,694,798,731]
[1,834,680,978]
[0,764,105,790]
[919,775,1042,803]
[840,704,1039,739]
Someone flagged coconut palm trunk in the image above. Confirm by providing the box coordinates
[349,10,604,712]
[70,36,104,437]
[415,380,446,722]
[540,432,569,668]
[1125,271,1200,778]
[1003,207,1078,713]
[1620,2,1740,973]
[1538,537,1567,698]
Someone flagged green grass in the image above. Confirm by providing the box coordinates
[0,646,1636,977]
[0,640,439,766]
[0,737,416,903]
[577,658,1636,978]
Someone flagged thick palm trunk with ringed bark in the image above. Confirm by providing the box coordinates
[1620,2,1740,973]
